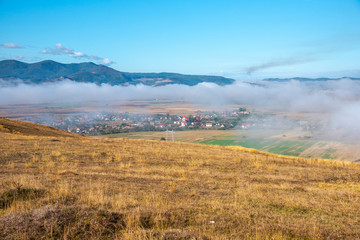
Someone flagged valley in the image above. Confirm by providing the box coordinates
[2,101,360,162]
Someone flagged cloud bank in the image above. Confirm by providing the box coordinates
[41,43,114,66]
[0,78,359,110]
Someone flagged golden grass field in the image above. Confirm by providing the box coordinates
[1,118,360,239]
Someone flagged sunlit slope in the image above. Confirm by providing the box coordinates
[0,121,360,239]
[0,117,81,138]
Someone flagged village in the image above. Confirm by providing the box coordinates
[19,107,308,136]
[20,107,277,135]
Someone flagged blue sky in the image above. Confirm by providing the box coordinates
[0,0,359,79]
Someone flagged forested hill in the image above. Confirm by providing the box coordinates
[0,60,235,86]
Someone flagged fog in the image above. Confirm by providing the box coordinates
[1,78,360,111]
[1,78,360,135]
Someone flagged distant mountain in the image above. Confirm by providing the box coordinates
[0,60,235,86]
[263,77,360,82]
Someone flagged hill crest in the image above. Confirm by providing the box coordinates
[0,117,82,138]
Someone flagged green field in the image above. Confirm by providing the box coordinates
[199,138,317,156]
[102,129,345,160]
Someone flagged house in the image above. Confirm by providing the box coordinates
[205,123,213,128]
[181,121,189,127]
[239,111,250,115]
[180,115,189,127]
[241,123,251,129]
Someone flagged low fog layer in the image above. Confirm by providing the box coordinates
[1,78,360,110]
[1,78,360,135]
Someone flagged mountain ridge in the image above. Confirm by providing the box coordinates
[0,60,235,86]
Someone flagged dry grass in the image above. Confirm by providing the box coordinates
[1,119,360,239]
[0,117,81,138]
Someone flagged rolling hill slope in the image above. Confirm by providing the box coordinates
[0,118,360,239]
[0,117,81,138]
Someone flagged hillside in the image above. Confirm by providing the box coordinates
[1,119,360,239]
[0,60,235,86]
[0,117,81,138]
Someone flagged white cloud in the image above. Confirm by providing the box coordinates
[40,43,114,66]
[41,43,75,56]
[1,42,24,49]
[69,51,86,57]
[99,58,113,65]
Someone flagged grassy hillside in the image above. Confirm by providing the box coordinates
[1,120,360,239]
[0,117,81,138]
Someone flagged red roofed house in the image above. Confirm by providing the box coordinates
[181,115,189,127]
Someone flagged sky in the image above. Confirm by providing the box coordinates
[0,0,360,79]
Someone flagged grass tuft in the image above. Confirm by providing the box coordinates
[0,185,46,209]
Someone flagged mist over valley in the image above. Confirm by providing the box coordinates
[1,62,360,161]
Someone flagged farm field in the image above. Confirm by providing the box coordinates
[104,129,360,161]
